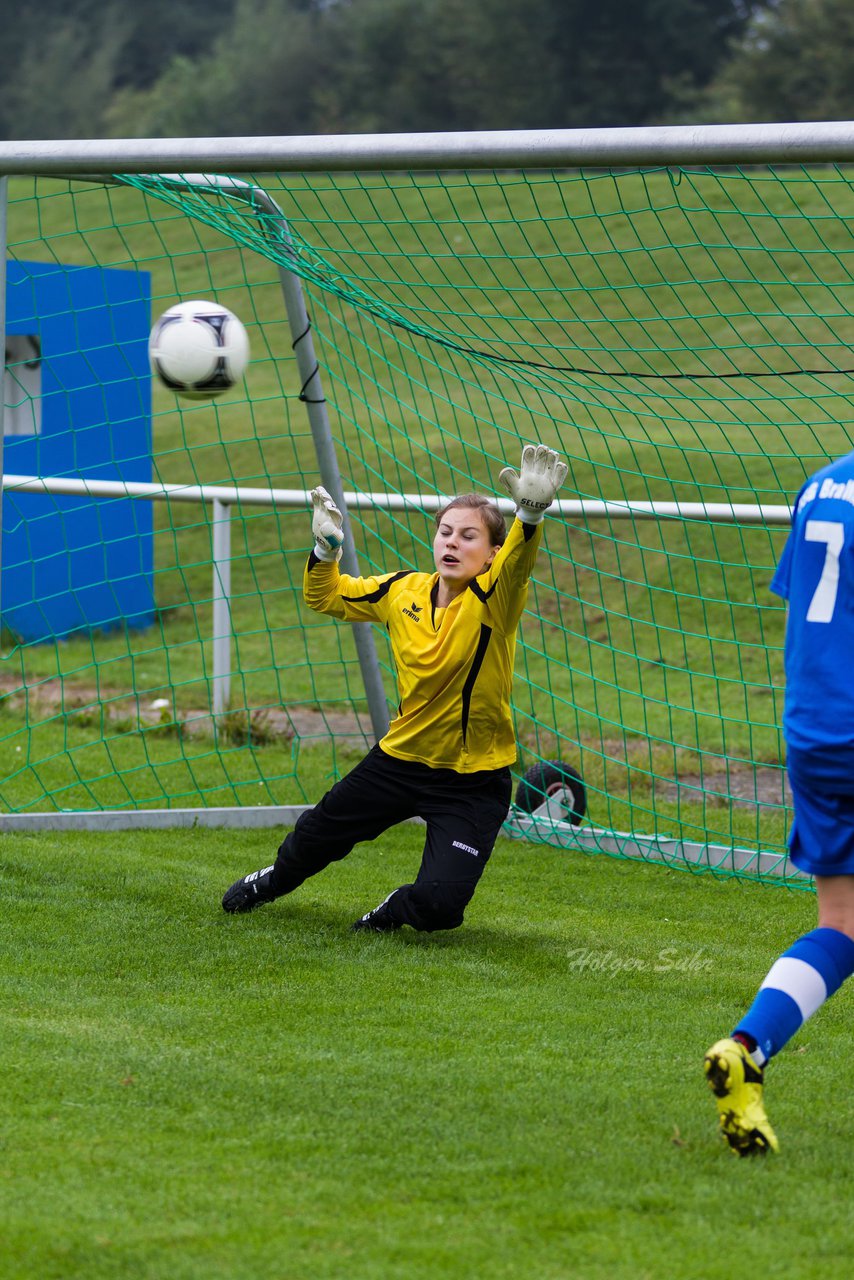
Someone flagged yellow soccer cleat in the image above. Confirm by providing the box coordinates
[704,1037,779,1157]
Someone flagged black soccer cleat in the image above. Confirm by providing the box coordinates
[351,891,402,933]
[222,864,278,914]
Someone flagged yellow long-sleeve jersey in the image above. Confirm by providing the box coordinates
[303,518,543,773]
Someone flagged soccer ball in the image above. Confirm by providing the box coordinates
[148,300,250,400]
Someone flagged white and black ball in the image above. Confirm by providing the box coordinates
[149,300,250,400]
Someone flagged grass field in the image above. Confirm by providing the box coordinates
[2,825,851,1280]
[4,154,854,1280]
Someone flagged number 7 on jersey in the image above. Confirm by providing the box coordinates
[805,519,845,623]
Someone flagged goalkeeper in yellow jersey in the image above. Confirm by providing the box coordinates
[222,443,567,933]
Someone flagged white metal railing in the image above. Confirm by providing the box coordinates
[1,470,794,718]
[1,472,795,521]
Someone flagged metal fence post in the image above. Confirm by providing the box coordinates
[211,497,232,718]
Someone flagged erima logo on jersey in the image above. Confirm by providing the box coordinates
[402,601,423,622]
[452,839,479,857]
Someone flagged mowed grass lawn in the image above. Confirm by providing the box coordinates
[2,825,851,1280]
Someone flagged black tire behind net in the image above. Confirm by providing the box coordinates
[515,760,587,826]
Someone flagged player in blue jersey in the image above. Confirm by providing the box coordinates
[704,450,854,1155]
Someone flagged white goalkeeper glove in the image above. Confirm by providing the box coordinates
[310,485,345,561]
[498,443,568,524]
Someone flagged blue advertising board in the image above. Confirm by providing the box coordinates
[2,260,154,642]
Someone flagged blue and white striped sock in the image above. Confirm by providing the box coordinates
[735,927,854,1066]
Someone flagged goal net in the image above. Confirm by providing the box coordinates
[3,150,851,882]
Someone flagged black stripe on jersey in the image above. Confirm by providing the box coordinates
[430,578,441,628]
[461,623,492,745]
[467,524,536,601]
[467,577,497,603]
[341,570,412,604]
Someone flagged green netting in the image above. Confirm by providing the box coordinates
[4,164,852,883]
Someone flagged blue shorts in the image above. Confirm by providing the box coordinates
[788,747,854,877]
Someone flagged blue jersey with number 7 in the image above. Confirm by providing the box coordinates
[772,449,854,752]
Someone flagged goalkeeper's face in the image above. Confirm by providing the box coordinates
[433,506,498,592]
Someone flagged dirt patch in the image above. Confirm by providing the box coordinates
[0,671,373,747]
[516,726,789,812]
[655,765,790,810]
[0,674,788,809]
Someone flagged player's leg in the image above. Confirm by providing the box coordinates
[704,778,854,1155]
[222,746,415,913]
[730,875,854,1059]
[353,766,512,932]
[705,881,854,1157]
[815,871,854,936]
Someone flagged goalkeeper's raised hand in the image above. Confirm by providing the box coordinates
[310,485,345,561]
[498,444,568,524]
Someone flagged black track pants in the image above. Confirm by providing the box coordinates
[269,745,512,931]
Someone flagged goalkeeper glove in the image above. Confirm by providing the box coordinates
[498,443,568,524]
[310,486,345,561]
